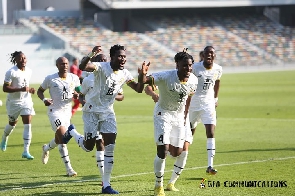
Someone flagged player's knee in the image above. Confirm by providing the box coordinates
[84,139,96,151]
[95,139,104,151]
[157,145,168,159]
[105,144,115,156]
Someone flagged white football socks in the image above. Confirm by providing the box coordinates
[23,124,32,153]
[58,144,73,170]
[103,144,115,188]
[154,155,165,187]
[207,138,216,167]
[169,151,188,184]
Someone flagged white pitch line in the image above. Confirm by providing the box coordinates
[1,156,295,192]
[117,116,295,122]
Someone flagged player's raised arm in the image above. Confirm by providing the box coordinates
[79,46,102,72]
[128,61,151,93]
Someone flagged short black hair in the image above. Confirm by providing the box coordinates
[204,46,215,51]
[174,48,194,63]
[9,51,23,64]
[110,44,125,57]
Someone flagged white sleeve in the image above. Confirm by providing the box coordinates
[81,78,91,95]
[4,70,12,84]
[40,75,50,90]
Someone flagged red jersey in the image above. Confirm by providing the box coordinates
[70,64,82,78]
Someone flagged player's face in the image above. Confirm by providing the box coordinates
[16,53,27,68]
[177,58,193,79]
[96,55,107,62]
[56,57,69,73]
[203,48,215,65]
[111,50,126,70]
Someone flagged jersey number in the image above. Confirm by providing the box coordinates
[54,119,61,127]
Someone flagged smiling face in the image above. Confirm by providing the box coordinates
[176,58,193,80]
[15,53,27,69]
[203,46,216,67]
[111,49,126,70]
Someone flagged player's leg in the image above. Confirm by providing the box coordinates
[100,113,119,194]
[20,114,34,159]
[42,138,58,164]
[154,111,171,196]
[1,101,19,151]
[166,118,188,192]
[47,111,77,176]
[20,104,35,160]
[202,109,217,175]
[1,121,16,152]
[63,111,95,152]
[95,134,104,185]
[58,143,77,177]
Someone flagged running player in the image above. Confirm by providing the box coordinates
[1,51,35,160]
[62,44,150,194]
[144,50,198,196]
[186,46,222,175]
[37,57,81,177]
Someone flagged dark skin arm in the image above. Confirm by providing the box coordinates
[144,85,159,103]
[79,46,102,71]
[3,83,35,94]
[37,87,53,106]
[214,80,220,107]
[128,61,151,93]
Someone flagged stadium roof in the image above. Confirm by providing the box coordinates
[89,0,295,10]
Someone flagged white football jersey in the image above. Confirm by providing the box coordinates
[190,62,222,109]
[86,62,133,113]
[4,66,33,102]
[40,73,80,111]
[151,69,198,112]
[81,73,95,104]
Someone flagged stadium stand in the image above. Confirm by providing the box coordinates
[28,16,173,69]
[24,12,295,68]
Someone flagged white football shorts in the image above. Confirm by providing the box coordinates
[82,111,117,140]
[6,99,35,122]
[184,116,193,144]
[189,107,216,128]
[47,108,71,132]
[154,109,185,148]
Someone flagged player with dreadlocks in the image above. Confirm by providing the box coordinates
[1,51,36,160]
[144,49,198,196]
[61,44,150,194]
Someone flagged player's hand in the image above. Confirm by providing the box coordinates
[138,61,150,75]
[72,92,79,99]
[21,86,30,92]
[44,99,53,106]
[29,88,35,94]
[92,46,102,56]
[151,93,159,103]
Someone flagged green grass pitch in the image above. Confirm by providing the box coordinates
[0,70,294,195]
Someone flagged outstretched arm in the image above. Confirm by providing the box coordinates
[79,46,102,72]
